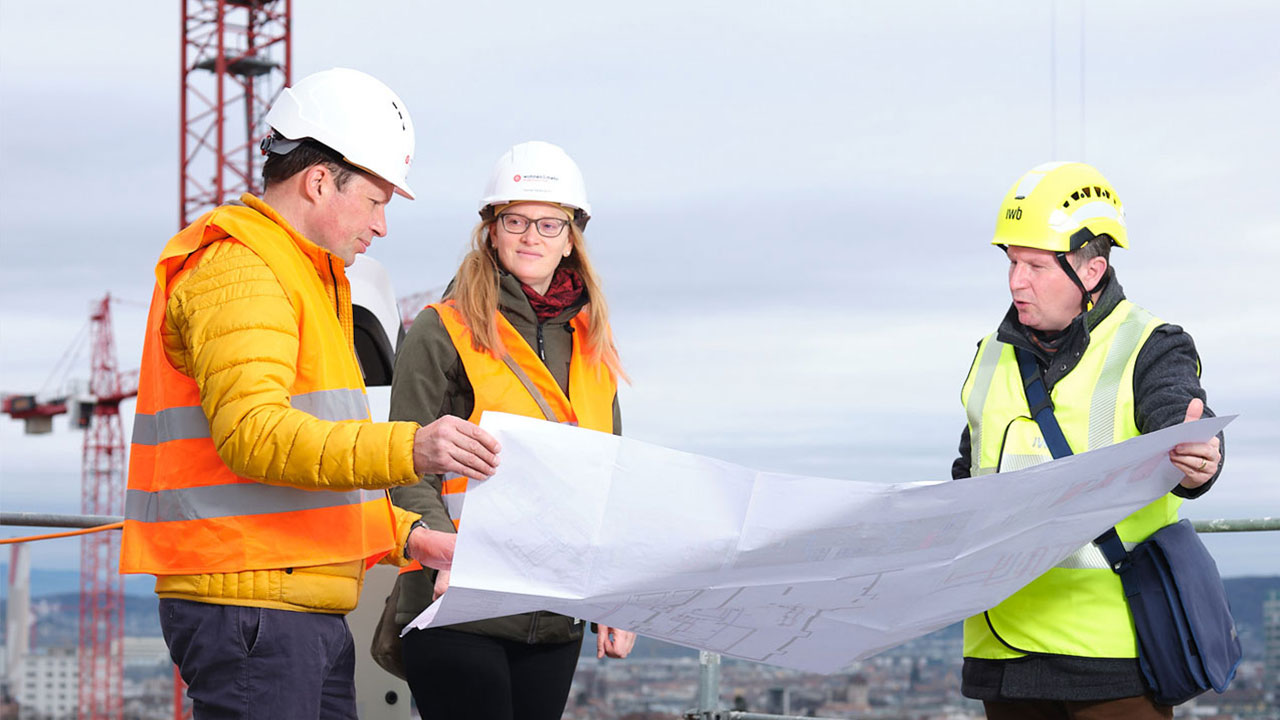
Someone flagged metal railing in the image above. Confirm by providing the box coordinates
[1191,517,1280,533]
[4,512,1277,720]
[2,511,124,529]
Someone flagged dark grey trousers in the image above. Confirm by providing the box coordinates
[160,598,356,720]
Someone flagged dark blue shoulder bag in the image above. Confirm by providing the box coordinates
[1016,347,1241,705]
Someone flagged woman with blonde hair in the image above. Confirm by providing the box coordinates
[389,141,633,719]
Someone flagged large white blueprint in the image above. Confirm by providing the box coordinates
[405,412,1233,673]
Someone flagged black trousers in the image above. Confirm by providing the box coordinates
[402,626,582,720]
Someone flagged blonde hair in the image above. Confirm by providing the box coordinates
[446,218,628,383]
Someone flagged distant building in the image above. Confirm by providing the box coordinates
[123,636,170,669]
[6,544,31,703]
[1265,589,1280,696]
[16,650,76,720]
[766,686,790,715]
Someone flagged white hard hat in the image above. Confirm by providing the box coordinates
[479,141,591,226]
[264,68,416,199]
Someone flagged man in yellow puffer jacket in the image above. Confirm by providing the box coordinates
[120,68,501,720]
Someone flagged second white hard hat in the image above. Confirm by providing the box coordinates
[479,141,591,226]
[264,67,416,199]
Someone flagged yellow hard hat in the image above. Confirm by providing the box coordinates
[993,162,1127,252]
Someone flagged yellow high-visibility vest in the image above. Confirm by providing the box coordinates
[960,299,1176,659]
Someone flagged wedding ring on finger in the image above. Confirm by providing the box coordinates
[1198,458,1208,472]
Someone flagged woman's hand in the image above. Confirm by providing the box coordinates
[432,569,451,601]
[596,625,635,659]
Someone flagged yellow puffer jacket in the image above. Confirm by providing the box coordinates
[152,194,420,613]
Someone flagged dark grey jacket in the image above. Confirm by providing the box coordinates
[954,270,1226,701]
[388,270,620,644]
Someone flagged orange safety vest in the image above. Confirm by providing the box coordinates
[120,204,398,576]
[401,300,616,573]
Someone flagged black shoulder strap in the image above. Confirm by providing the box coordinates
[1014,347,1130,576]
[1015,347,1073,460]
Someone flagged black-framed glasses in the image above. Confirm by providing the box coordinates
[497,212,569,238]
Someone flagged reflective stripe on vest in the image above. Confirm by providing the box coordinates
[125,484,386,523]
[963,340,1004,478]
[131,389,369,446]
[437,472,465,525]
[127,390,377,522]
[958,299,1179,660]
[120,200,398,576]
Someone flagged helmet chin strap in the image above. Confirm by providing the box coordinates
[1054,251,1095,314]
[1055,227,1109,315]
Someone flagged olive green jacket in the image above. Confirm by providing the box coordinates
[388,270,620,643]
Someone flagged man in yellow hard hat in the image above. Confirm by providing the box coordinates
[952,162,1225,719]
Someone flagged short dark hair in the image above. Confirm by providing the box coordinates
[1068,233,1114,268]
[262,137,359,191]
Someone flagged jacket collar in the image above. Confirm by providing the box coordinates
[240,193,345,282]
[997,267,1126,374]
[440,267,589,328]
[495,268,588,328]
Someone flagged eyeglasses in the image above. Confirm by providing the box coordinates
[497,212,569,238]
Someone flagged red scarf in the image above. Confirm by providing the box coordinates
[520,267,585,322]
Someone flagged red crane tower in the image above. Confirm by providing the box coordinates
[1,295,138,720]
[181,0,291,226]
[79,296,136,719]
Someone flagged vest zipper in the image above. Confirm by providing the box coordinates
[536,323,545,360]
[328,259,341,318]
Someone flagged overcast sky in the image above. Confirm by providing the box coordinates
[2,1,1276,580]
